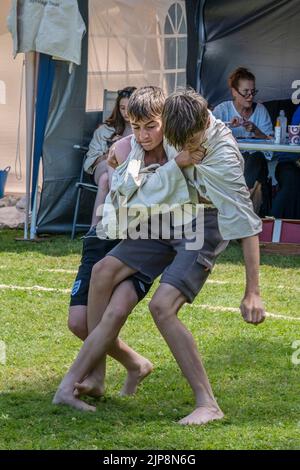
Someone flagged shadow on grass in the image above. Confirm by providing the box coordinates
[1,231,300,268]
[203,334,299,424]
[0,372,181,430]
[1,333,298,429]
[0,230,82,258]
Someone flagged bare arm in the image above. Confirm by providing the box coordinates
[240,235,266,325]
[107,136,132,186]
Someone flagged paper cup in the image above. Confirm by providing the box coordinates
[288,125,300,145]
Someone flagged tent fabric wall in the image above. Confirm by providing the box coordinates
[87,0,187,111]
[36,0,300,233]
[185,0,201,90]
[36,0,91,234]
[37,0,188,234]
[191,0,300,107]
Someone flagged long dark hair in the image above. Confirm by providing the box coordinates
[105,86,137,136]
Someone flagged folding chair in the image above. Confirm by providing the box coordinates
[102,89,118,120]
[70,145,98,239]
[70,90,118,239]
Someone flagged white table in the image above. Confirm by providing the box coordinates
[237,139,300,185]
[237,140,300,153]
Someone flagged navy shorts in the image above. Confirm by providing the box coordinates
[70,228,152,307]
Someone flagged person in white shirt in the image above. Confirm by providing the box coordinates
[213,67,273,215]
[84,87,136,226]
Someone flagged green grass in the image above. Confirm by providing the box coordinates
[0,229,300,450]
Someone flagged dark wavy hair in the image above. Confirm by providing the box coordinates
[105,86,137,136]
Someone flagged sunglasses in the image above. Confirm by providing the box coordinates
[236,88,259,98]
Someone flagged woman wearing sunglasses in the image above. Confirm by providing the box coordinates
[84,86,136,226]
[213,67,273,215]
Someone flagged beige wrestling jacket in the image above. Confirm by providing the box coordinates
[102,113,262,241]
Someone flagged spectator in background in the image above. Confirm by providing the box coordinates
[84,86,136,226]
[213,67,273,215]
[271,105,300,219]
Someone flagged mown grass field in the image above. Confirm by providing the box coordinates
[0,229,299,450]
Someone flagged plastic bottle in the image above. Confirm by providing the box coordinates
[278,110,287,143]
[274,118,281,144]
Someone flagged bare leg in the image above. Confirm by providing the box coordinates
[68,288,153,398]
[77,256,137,393]
[249,181,262,215]
[91,165,109,226]
[68,257,146,398]
[75,339,153,398]
[68,305,105,397]
[68,305,88,341]
[53,280,153,410]
[149,283,224,426]
[110,338,153,397]
[87,256,136,332]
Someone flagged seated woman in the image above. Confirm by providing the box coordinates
[271,105,300,219]
[84,86,136,226]
[213,67,273,215]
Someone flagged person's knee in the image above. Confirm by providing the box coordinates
[93,160,107,185]
[98,171,109,191]
[104,284,137,325]
[68,308,87,340]
[149,297,173,325]
[91,257,118,286]
[104,304,130,325]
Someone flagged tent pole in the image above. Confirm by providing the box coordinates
[24,52,36,240]
[196,0,206,94]
[30,182,38,239]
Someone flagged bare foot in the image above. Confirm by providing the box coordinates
[73,377,105,398]
[178,405,224,425]
[120,359,153,396]
[53,389,96,412]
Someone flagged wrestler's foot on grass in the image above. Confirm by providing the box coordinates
[73,377,105,399]
[53,388,96,412]
[178,405,224,426]
[120,359,153,396]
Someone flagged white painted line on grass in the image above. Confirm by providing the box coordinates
[193,304,300,322]
[277,285,300,292]
[0,341,6,365]
[0,284,69,294]
[38,269,77,274]
[145,297,299,321]
[0,284,299,321]
[206,280,227,284]
[207,280,300,291]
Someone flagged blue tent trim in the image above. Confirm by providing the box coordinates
[31,53,55,210]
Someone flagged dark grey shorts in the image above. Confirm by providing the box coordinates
[107,209,228,303]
